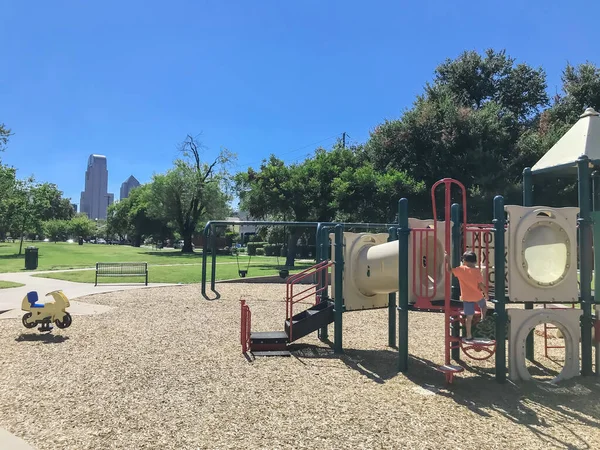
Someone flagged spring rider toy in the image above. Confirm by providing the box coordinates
[21,290,72,332]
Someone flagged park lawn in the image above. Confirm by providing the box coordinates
[33,260,313,284]
[0,281,25,289]
[0,242,287,273]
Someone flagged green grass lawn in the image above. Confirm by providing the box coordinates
[0,241,293,273]
[0,280,25,289]
[34,260,313,284]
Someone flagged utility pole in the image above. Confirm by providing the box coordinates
[342,132,346,149]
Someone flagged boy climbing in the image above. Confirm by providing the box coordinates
[445,250,487,341]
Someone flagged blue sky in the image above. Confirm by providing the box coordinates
[1,0,598,206]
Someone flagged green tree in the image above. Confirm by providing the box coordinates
[44,219,69,242]
[0,123,11,152]
[152,136,233,253]
[68,215,96,239]
[29,183,74,236]
[331,163,425,223]
[366,49,549,221]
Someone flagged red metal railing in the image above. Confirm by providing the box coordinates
[240,299,251,354]
[431,178,467,373]
[542,303,575,360]
[286,260,334,342]
[464,225,494,298]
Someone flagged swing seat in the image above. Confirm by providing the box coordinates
[239,270,248,278]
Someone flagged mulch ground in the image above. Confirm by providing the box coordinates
[0,283,599,450]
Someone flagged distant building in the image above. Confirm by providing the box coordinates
[120,175,141,200]
[71,203,78,213]
[80,154,114,220]
[228,211,257,242]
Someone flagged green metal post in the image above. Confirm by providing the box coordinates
[398,198,410,372]
[388,227,398,348]
[201,229,209,297]
[450,203,461,361]
[493,196,507,383]
[333,224,344,354]
[211,225,218,292]
[592,170,600,211]
[318,225,332,342]
[522,167,535,362]
[578,156,594,376]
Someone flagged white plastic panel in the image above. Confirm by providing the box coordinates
[505,205,579,302]
[508,308,582,382]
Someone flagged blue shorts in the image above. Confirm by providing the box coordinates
[463,299,486,316]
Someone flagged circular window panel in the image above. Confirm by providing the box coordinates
[521,221,570,286]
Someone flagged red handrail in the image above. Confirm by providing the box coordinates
[431,178,467,369]
[240,299,251,354]
[286,261,334,342]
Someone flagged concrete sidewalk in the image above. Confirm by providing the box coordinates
[0,428,36,449]
[0,270,175,314]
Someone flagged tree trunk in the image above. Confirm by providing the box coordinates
[182,232,194,253]
[133,235,142,247]
[285,228,302,267]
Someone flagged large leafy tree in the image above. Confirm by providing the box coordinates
[366,49,549,220]
[106,185,172,246]
[0,123,11,152]
[152,136,232,253]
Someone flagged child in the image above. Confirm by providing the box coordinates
[445,251,487,341]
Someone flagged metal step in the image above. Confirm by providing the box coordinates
[252,350,292,357]
[285,301,334,342]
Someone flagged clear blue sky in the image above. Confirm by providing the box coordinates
[1,0,598,206]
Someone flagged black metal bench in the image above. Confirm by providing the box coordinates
[95,262,148,286]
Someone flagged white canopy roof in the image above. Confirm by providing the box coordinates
[532,108,600,174]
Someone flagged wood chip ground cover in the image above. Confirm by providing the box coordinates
[0,283,599,449]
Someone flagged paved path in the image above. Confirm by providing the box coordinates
[0,270,175,315]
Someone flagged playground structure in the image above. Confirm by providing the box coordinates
[21,290,72,333]
[231,108,600,384]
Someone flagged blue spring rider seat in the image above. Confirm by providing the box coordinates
[26,291,45,308]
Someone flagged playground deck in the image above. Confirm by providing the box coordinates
[0,283,598,449]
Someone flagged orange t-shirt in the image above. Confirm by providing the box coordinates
[452,265,484,302]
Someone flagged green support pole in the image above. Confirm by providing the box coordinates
[493,196,507,383]
[334,224,344,354]
[398,198,410,372]
[450,203,461,361]
[318,225,332,342]
[592,171,599,376]
[388,227,398,348]
[578,156,594,376]
[211,225,218,292]
[522,167,535,362]
[201,229,209,298]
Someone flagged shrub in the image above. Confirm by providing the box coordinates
[255,248,265,256]
[247,242,267,256]
[264,244,283,256]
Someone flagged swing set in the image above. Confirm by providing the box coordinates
[234,225,289,279]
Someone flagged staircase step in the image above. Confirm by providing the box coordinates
[250,331,289,344]
[252,350,291,357]
[285,300,334,342]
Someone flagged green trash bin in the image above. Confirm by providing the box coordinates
[24,246,38,270]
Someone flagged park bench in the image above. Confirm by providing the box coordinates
[95,262,148,286]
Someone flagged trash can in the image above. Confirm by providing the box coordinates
[78,237,84,245]
[24,246,38,270]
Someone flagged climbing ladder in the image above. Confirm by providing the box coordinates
[240,260,335,357]
[431,178,496,383]
[542,303,576,360]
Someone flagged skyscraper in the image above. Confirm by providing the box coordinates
[120,175,141,200]
[80,154,114,220]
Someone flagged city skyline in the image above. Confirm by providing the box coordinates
[79,154,114,220]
